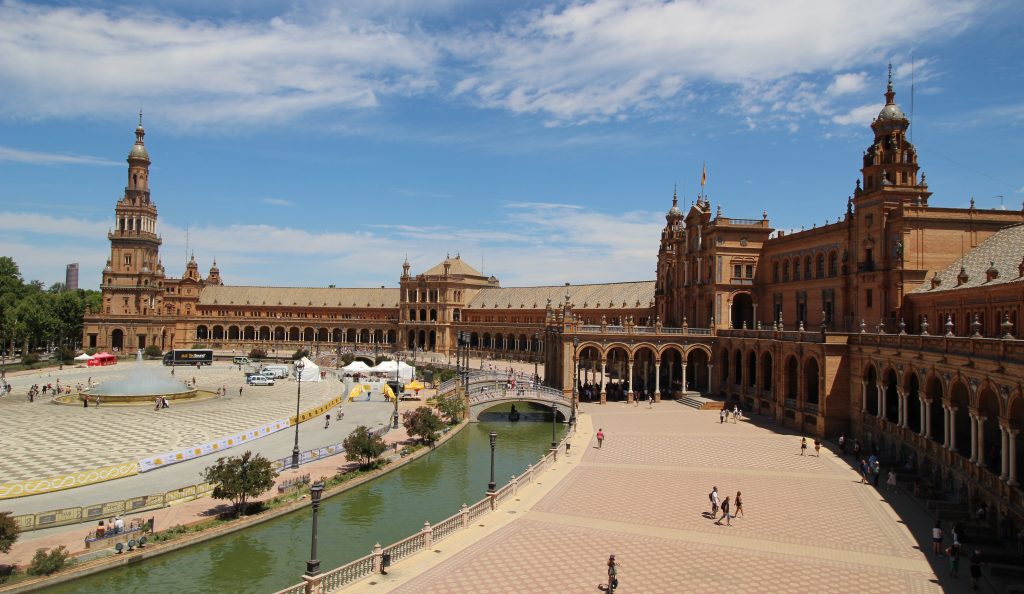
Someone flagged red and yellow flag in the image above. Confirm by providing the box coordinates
[701,162,707,188]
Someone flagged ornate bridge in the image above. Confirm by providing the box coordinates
[438,371,572,422]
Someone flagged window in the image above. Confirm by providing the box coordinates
[782,262,790,282]
[828,252,838,277]
[733,264,742,278]
[815,254,824,278]
[745,264,754,278]
[866,289,873,308]
[773,263,779,282]
[794,259,801,281]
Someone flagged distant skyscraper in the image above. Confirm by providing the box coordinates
[65,263,79,291]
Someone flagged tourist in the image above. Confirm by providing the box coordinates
[969,549,983,590]
[947,540,962,577]
[596,428,604,449]
[853,439,861,459]
[709,486,720,515]
[872,459,881,487]
[95,395,101,407]
[161,396,169,409]
[720,407,726,424]
[800,437,807,456]
[324,413,330,429]
[96,520,105,538]
[886,469,898,492]
[605,554,618,593]
[932,521,943,555]
[154,396,161,411]
[114,516,124,534]
[838,432,846,454]
[239,386,243,397]
[735,491,744,517]
[859,459,869,484]
[814,438,821,457]
[715,496,731,526]
[732,404,739,422]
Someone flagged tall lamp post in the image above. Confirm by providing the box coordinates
[305,480,324,576]
[550,403,558,450]
[291,359,305,469]
[487,431,497,493]
[392,353,400,429]
[533,332,539,382]
[571,335,579,426]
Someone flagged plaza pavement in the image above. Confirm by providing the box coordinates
[362,401,970,594]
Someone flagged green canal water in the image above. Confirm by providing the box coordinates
[41,417,563,594]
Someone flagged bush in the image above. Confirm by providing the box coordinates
[57,346,76,364]
[20,353,39,367]
[27,546,69,576]
[402,407,444,444]
[339,353,355,366]
[291,349,309,361]
[248,347,267,361]
[143,345,162,359]
[85,348,97,356]
[0,512,18,553]
[343,426,387,468]
[202,451,276,517]
[434,392,466,424]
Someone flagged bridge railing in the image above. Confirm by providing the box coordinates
[467,386,568,406]
[274,423,577,594]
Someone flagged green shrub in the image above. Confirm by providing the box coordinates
[27,546,69,576]
[21,353,39,367]
[143,345,162,359]
[291,349,309,361]
[248,348,267,361]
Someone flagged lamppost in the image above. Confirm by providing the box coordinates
[550,402,558,450]
[533,332,539,381]
[571,335,579,426]
[291,359,305,469]
[487,431,497,493]
[305,480,324,576]
[392,353,400,429]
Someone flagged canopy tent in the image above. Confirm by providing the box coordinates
[404,380,426,394]
[368,360,415,382]
[295,357,321,382]
[87,352,117,366]
[340,361,372,374]
[73,353,94,362]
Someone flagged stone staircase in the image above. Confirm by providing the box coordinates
[674,393,722,410]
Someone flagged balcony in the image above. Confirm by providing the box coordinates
[857,261,876,273]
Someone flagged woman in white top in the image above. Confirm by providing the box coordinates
[886,470,898,491]
[932,521,943,555]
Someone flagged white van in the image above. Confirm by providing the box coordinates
[233,356,250,365]
[260,365,289,379]
[247,375,274,386]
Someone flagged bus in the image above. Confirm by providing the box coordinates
[162,349,214,366]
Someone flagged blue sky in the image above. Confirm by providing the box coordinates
[1,0,1022,290]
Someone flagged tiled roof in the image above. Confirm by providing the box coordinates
[422,256,485,278]
[466,281,655,309]
[912,223,1024,294]
[199,285,399,308]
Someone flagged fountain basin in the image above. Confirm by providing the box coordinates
[53,389,217,406]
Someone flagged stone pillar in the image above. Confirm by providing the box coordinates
[654,362,661,402]
[706,363,713,394]
[599,359,607,404]
[880,385,888,422]
[949,407,957,452]
[942,405,949,448]
[975,415,986,467]
[919,398,927,436]
[860,381,867,413]
[680,361,687,392]
[626,358,635,403]
[923,399,932,439]
[969,413,978,463]
[897,387,906,428]
[1009,430,1019,486]
[1001,426,1010,481]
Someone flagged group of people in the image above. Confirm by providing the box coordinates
[707,485,744,526]
[94,515,125,538]
[932,520,985,588]
[153,396,170,410]
[799,436,821,456]
[720,404,743,423]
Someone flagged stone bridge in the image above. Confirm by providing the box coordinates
[438,371,572,422]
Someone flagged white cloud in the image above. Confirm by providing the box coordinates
[450,0,977,123]
[0,145,119,166]
[260,198,292,206]
[827,72,868,96]
[0,1,437,127]
[831,103,880,126]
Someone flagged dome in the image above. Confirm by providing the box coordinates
[129,142,150,161]
[877,102,906,122]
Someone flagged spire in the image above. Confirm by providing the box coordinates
[129,111,150,162]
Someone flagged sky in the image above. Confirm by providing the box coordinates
[1,0,1022,291]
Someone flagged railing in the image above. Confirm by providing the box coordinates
[269,426,389,471]
[576,325,712,336]
[276,424,576,593]
[784,398,796,409]
[804,403,819,415]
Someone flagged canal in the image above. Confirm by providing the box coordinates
[40,416,563,594]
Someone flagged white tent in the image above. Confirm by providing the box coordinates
[368,360,415,382]
[296,357,321,382]
[341,361,372,375]
[73,353,94,362]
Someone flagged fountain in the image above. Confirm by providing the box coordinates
[60,350,208,405]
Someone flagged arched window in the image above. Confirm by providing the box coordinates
[828,251,838,277]
[793,258,801,281]
[815,254,824,278]
[782,261,790,282]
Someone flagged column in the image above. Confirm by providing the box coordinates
[975,415,986,467]
[897,387,906,428]
[599,360,607,404]
[919,399,927,436]
[1001,426,1010,480]
[949,407,957,452]
[680,361,687,392]
[969,413,978,462]
[654,362,661,402]
[923,399,932,439]
[1009,430,1019,486]
[626,358,634,403]
[880,385,888,422]
[706,364,713,394]
[860,381,867,413]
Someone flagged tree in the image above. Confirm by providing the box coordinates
[343,425,387,468]
[248,347,267,361]
[143,345,162,359]
[291,348,309,361]
[202,451,276,517]
[402,406,444,444]
[434,392,466,424]
[0,511,18,554]
[27,546,68,576]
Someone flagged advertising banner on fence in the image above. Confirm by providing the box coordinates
[138,417,290,472]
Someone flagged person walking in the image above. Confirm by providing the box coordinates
[886,469,898,492]
[605,554,618,592]
[838,433,846,455]
[596,428,605,449]
[859,459,870,484]
[715,496,731,526]
[734,491,744,517]
[872,459,882,487]
[947,540,962,577]
[800,437,807,456]
[720,407,726,424]
[814,438,821,457]
[324,413,330,429]
[709,486,720,516]
[969,549,983,591]
[932,521,943,555]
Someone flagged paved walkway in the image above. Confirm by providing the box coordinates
[367,402,968,593]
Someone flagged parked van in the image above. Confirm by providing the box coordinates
[260,365,289,379]
[247,375,274,386]
[233,356,250,365]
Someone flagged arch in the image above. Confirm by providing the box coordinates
[419,309,427,322]
[289,327,300,341]
[418,329,426,349]
[407,330,415,349]
[784,356,798,401]
[925,374,943,445]
[731,292,754,329]
[243,326,256,341]
[258,326,270,341]
[518,334,529,352]
[656,346,685,398]
[804,255,812,279]
[883,369,899,423]
[429,309,437,322]
[429,330,437,350]
[732,348,742,386]
[111,328,124,351]
[782,260,790,281]
[605,346,630,401]
[228,326,240,340]
[760,351,773,392]
[949,380,971,458]
[686,348,710,394]
[332,328,343,342]
[506,333,516,351]
[274,326,285,341]
[387,330,396,344]
[746,350,757,388]
[196,325,209,340]
[632,345,657,400]
[815,253,825,279]
[827,250,838,277]
[212,325,224,340]
[578,345,603,402]
[864,365,879,416]
[346,328,357,343]
[469,332,479,348]
[977,386,1001,474]
[720,348,731,384]
[360,329,370,343]
[1009,395,1024,484]
[793,257,801,281]
[905,372,921,433]
[316,328,328,342]
[482,333,491,350]
[803,357,820,405]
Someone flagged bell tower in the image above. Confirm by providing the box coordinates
[101,113,165,322]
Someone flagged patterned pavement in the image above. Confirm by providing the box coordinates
[390,402,958,593]
[0,360,340,482]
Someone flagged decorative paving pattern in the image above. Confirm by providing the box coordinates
[0,361,340,482]
[392,405,945,593]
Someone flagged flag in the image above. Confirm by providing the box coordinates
[701,162,707,188]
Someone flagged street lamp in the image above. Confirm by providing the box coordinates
[551,403,558,450]
[533,332,539,382]
[487,431,497,492]
[305,480,324,576]
[292,359,305,469]
[392,353,400,429]
[571,335,579,426]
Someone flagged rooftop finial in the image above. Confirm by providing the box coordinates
[138,108,143,127]
[887,62,893,92]
[672,183,677,207]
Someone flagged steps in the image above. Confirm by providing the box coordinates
[675,393,722,410]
